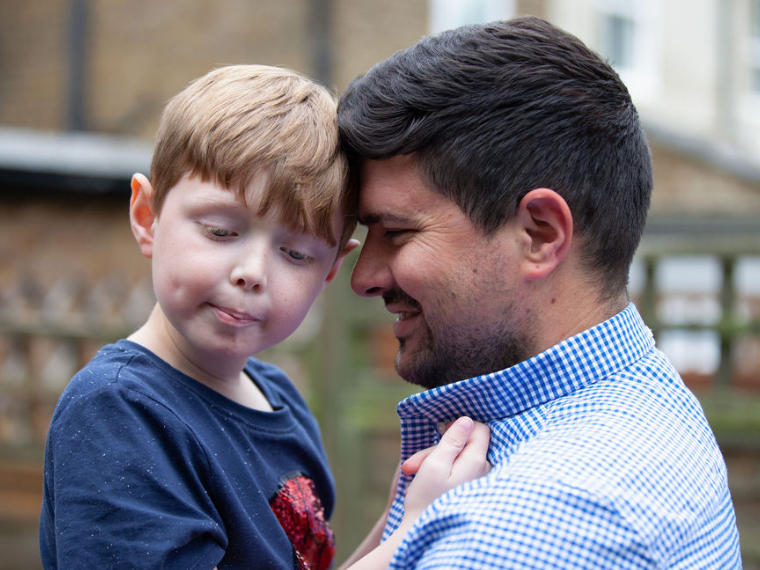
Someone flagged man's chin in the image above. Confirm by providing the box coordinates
[394,346,456,390]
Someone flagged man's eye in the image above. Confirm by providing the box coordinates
[384,229,407,240]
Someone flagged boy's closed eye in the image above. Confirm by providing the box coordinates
[204,225,236,239]
[280,247,310,262]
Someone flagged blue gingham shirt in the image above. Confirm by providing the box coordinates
[384,304,742,569]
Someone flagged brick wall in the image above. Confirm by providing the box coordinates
[0,0,68,130]
[85,0,315,137]
[0,0,429,139]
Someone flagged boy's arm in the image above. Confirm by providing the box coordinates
[339,417,490,570]
[338,463,401,568]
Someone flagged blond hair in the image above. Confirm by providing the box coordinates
[150,65,355,247]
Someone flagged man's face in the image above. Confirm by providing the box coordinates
[351,155,534,389]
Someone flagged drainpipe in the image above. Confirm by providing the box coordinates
[715,0,734,145]
[309,0,333,87]
[67,0,88,132]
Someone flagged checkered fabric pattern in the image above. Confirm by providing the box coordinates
[384,304,742,569]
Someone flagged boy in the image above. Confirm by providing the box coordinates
[39,65,489,570]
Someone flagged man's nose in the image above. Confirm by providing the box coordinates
[350,239,392,298]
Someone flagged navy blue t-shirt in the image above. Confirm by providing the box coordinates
[40,339,336,570]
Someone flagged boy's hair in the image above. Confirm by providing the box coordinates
[338,16,653,299]
[151,64,356,248]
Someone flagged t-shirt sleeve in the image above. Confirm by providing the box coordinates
[41,381,226,570]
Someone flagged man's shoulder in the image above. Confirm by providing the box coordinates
[479,356,724,497]
[524,359,716,463]
[466,368,728,532]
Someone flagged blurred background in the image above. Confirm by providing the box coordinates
[1,0,759,567]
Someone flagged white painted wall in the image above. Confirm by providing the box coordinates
[547,0,760,159]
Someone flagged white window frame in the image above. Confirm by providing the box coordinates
[594,0,662,103]
[429,0,515,35]
[737,0,760,138]
[750,0,760,96]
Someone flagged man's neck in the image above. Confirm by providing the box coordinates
[530,282,629,360]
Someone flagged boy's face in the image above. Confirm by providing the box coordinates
[130,173,356,380]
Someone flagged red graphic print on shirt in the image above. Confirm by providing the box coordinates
[269,473,335,570]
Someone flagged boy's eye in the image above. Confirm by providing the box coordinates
[282,247,309,262]
[204,225,233,238]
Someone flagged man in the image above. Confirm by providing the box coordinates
[338,16,742,569]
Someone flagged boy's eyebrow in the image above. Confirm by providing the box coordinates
[193,194,240,208]
[192,193,254,213]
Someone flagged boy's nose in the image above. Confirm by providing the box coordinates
[230,251,267,292]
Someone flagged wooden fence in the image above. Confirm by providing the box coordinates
[1,218,759,568]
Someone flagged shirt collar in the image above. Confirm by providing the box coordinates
[396,303,654,424]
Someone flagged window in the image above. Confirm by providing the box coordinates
[602,13,635,69]
[429,0,515,35]
[595,0,661,102]
[751,0,760,93]
[738,0,760,135]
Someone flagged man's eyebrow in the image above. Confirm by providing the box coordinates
[357,213,414,226]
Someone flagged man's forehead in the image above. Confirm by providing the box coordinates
[357,156,430,221]
[358,167,461,230]
[359,154,419,182]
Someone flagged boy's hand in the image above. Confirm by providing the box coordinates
[400,417,491,519]
[337,418,490,570]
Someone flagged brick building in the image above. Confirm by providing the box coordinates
[1,1,759,567]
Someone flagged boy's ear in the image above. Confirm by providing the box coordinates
[130,173,157,259]
[324,238,361,285]
[516,188,573,281]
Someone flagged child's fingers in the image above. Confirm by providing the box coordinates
[424,416,475,470]
[437,416,475,457]
[459,420,490,459]
[402,417,475,476]
[401,417,490,518]
[452,420,491,480]
[403,417,492,482]
[401,446,434,476]
[404,417,480,475]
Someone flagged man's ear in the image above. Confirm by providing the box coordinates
[324,238,361,286]
[516,188,573,281]
[129,173,157,259]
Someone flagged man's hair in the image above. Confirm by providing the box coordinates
[151,64,356,248]
[338,16,652,298]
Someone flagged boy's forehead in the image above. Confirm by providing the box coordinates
[202,173,343,245]
[182,170,346,248]
[197,171,274,214]
[179,172,269,216]
[239,170,271,208]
